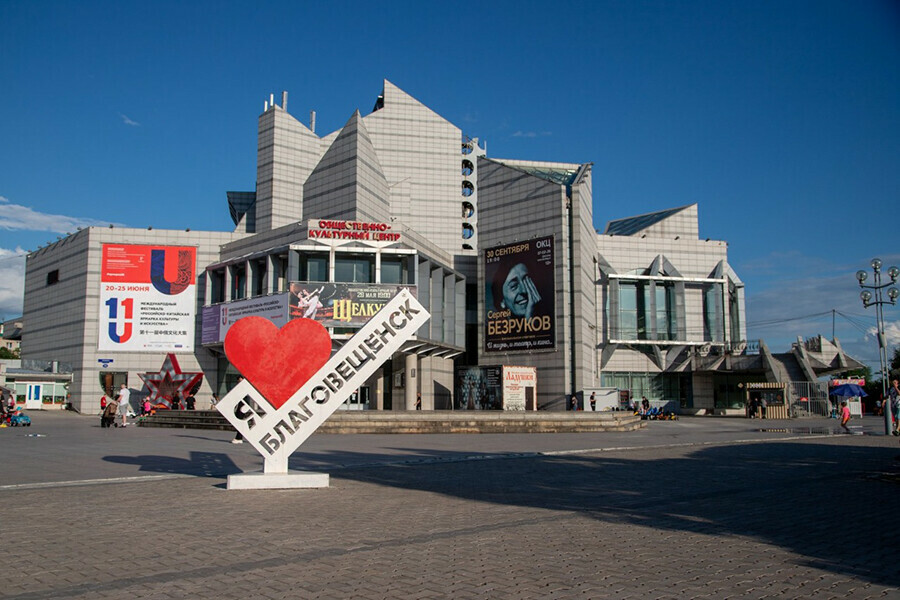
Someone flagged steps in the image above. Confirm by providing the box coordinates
[137,410,645,434]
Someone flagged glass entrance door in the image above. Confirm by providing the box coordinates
[26,384,42,409]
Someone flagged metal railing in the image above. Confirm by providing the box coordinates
[786,381,830,417]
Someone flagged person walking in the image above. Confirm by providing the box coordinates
[589,392,596,412]
[117,384,130,428]
[840,401,852,433]
[889,379,900,436]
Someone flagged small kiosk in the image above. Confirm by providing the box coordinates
[742,382,789,419]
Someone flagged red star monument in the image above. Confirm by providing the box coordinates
[138,354,203,408]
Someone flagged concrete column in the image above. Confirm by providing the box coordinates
[224,267,233,301]
[204,270,212,305]
[374,372,384,410]
[405,353,418,410]
[266,254,277,294]
[328,248,336,282]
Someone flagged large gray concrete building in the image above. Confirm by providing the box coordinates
[22,80,860,415]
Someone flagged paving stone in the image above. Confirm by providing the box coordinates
[3,415,900,598]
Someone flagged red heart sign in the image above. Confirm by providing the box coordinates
[224,317,332,409]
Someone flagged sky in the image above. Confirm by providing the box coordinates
[1,0,898,370]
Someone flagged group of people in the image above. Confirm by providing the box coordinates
[100,384,198,428]
[0,392,19,423]
[100,383,132,428]
[166,391,196,411]
[747,395,768,419]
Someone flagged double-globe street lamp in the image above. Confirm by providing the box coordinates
[856,258,899,435]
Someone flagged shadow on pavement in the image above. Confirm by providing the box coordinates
[104,451,241,478]
[331,441,900,588]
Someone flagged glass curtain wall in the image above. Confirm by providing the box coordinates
[618,281,676,341]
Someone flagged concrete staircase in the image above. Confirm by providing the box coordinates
[137,410,645,434]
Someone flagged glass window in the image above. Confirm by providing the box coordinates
[334,255,374,283]
[655,283,676,341]
[231,264,246,300]
[210,270,225,304]
[618,282,638,339]
[253,260,267,296]
[618,282,647,339]
[703,285,723,342]
[381,257,405,284]
[274,254,289,292]
[301,255,329,282]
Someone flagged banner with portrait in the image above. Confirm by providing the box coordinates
[289,282,416,328]
[484,236,555,352]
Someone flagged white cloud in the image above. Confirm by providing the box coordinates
[0,197,126,317]
[119,113,140,126]
[511,130,552,138]
[0,196,112,233]
[0,248,26,318]
[867,320,900,348]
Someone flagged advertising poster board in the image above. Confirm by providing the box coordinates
[99,244,197,352]
[484,236,555,352]
[289,282,416,328]
[501,365,537,411]
[201,294,290,345]
[456,365,502,410]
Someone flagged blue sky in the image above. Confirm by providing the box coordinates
[1,0,899,369]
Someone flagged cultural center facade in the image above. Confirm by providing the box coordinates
[23,81,859,415]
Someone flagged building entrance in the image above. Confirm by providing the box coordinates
[25,384,42,409]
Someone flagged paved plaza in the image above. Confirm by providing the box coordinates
[1,411,900,599]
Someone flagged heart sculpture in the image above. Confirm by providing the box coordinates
[224,317,332,409]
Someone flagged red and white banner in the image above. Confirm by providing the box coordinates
[99,244,197,352]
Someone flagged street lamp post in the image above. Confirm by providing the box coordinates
[856,258,899,435]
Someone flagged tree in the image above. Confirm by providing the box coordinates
[0,347,18,360]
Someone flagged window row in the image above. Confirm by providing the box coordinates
[208,252,414,304]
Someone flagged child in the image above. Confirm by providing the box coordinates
[101,401,118,428]
[840,401,851,434]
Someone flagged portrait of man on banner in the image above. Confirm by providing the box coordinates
[484,236,555,352]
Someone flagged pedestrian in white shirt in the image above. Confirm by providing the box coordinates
[117,384,131,428]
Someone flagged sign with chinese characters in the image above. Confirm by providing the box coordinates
[484,236,555,352]
[216,289,429,473]
[99,244,197,352]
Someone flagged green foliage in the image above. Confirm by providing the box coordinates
[846,365,872,380]
[0,347,18,359]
